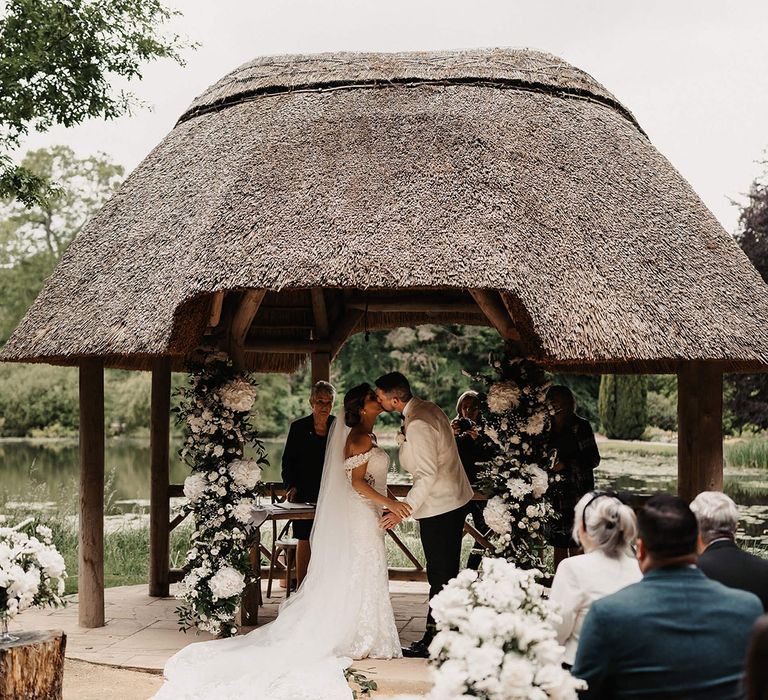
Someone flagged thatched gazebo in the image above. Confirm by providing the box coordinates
[4,48,768,629]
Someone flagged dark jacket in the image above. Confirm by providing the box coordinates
[698,539,768,612]
[280,414,334,503]
[572,566,762,699]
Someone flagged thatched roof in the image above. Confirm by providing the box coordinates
[3,48,768,373]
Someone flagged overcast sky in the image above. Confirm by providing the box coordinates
[23,0,768,234]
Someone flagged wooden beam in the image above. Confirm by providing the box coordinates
[677,362,723,501]
[330,309,365,358]
[469,289,520,340]
[244,340,332,354]
[311,289,330,338]
[149,356,172,597]
[207,291,225,329]
[346,300,481,314]
[229,290,266,369]
[311,353,331,385]
[79,359,105,628]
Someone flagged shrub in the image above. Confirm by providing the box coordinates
[598,374,648,440]
[646,390,677,431]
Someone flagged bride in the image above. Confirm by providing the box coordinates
[153,383,412,700]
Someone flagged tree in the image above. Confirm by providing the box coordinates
[0,147,124,342]
[598,374,648,440]
[728,171,768,431]
[0,0,192,206]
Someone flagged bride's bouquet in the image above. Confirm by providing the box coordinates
[0,520,67,639]
[426,558,585,700]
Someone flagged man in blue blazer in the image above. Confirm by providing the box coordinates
[571,494,762,699]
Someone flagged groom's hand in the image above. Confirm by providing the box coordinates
[380,512,402,530]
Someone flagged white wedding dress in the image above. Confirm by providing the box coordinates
[153,413,401,700]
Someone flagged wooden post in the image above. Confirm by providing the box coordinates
[79,359,105,628]
[311,352,331,385]
[149,356,172,597]
[677,362,724,501]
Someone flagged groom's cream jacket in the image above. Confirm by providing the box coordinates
[400,397,474,520]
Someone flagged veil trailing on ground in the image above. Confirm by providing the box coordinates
[153,412,358,700]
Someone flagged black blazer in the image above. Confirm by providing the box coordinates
[697,539,768,612]
[280,414,334,503]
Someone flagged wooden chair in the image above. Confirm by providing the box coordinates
[265,483,298,598]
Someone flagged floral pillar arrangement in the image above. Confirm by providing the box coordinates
[0,522,67,643]
[175,349,267,637]
[475,356,555,570]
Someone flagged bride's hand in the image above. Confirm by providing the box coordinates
[386,500,412,520]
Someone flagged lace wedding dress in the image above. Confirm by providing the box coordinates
[153,413,401,700]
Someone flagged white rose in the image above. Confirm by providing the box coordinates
[208,566,246,599]
[187,415,205,434]
[483,496,511,535]
[183,474,207,502]
[212,445,224,458]
[528,465,549,498]
[228,460,262,490]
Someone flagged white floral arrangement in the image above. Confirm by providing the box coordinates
[174,349,267,637]
[0,521,67,626]
[475,356,556,569]
[424,558,585,700]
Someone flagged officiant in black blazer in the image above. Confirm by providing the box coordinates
[691,490,768,611]
[281,381,336,586]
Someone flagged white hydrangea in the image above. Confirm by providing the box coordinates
[183,474,207,502]
[233,499,255,524]
[483,496,512,535]
[208,566,246,600]
[228,459,262,490]
[528,465,550,498]
[35,547,66,579]
[218,379,257,413]
[486,381,522,414]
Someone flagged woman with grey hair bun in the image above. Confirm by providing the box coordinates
[549,491,642,666]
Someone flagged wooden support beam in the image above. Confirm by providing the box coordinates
[229,289,267,369]
[311,353,331,385]
[330,309,365,358]
[677,362,724,501]
[311,289,330,338]
[469,289,520,340]
[79,359,105,628]
[244,340,332,354]
[346,300,481,314]
[207,291,225,330]
[149,356,172,597]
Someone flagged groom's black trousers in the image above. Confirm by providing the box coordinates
[418,503,469,640]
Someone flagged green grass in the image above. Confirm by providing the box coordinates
[600,439,678,457]
[725,439,768,469]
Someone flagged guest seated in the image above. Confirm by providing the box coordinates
[691,490,768,611]
[572,493,762,699]
[549,491,641,667]
[281,380,336,586]
[451,390,493,570]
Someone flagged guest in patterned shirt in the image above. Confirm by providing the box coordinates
[546,385,601,570]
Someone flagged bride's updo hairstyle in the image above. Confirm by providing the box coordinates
[344,383,372,428]
[573,492,637,557]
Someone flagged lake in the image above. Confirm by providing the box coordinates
[2,437,768,544]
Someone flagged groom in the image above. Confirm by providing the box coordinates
[375,372,474,658]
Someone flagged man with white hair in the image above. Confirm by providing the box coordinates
[691,490,768,611]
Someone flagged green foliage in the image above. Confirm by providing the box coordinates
[646,390,677,431]
[0,147,124,342]
[0,0,193,205]
[598,374,648,439]
[725,439,768,469]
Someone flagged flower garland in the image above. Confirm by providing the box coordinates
[0,521,67,625]
[174,349,267,636]
[426,558,585,699]
[475,356,556,570]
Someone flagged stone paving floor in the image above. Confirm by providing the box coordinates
[14,580,433,697]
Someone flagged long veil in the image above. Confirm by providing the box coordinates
[153,412,358,700]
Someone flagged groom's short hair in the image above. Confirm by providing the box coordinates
[375,372,413,402]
